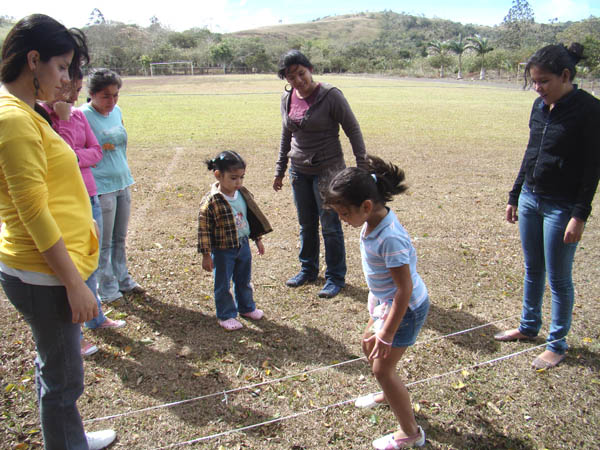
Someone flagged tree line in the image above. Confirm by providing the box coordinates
[1,2,599,81]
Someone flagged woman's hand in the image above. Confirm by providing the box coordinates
[256,239,265,255]
[102,143,115,151]
[66,282,98,323]
[506,204,518,223]
[564,217,585,243]
[272,176,284,192]
[53,101,72,121]
[201,253,213,272]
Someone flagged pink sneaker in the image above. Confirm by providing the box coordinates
[219,318,243,331]
[81,340,98,357]
[241,309,264,320]
[97,318,126,329]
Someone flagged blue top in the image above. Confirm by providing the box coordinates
[80,103,134,195]
[223,191,250,240]
[360,209,428,309]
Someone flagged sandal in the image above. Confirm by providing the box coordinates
[532,352,566,370]
[372,426,425,449]
[218,318,243,331]
[493,329,536,342]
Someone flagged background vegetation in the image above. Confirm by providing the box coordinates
[1,1,599,80]
[1,74,599,449]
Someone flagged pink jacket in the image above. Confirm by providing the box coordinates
[41,104,103,196]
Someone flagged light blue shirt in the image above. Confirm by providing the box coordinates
[80,103,134,195]
[223,191,250,240]
[360,209,428,309]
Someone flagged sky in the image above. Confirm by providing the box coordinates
[2,0,599,33]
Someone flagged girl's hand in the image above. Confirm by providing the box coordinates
[53,101,72,121]
[273,176,283,192]
[201,254,213,272]
[506,204,518,223]
[564,217,585,243]
[256,239,265,255]
[364,332,393,360]
[66,282,98,323]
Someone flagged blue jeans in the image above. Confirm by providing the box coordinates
[0,271,88,450]
[517,186,578,354]
[98,187,138,301]
[212,237,255,320]
[289,167,346,286]
[85,195,106,329]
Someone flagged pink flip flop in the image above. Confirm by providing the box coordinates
[218,318,243,331]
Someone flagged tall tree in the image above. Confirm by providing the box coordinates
[501,0,535,49]
[448,34,467,79]
[427,39,452,78]
[87,8,106,26]
[466,34,494,80]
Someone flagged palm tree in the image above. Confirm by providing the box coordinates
[448,34,467,80]
[466,34,494,80]
[427,39,451,78]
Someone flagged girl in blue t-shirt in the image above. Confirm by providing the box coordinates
[325,154,430,449]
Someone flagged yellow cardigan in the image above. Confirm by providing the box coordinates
[0,91,99,279]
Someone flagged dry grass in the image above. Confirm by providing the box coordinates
[1,75,599,449]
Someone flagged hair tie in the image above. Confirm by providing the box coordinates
[371,173,377,183]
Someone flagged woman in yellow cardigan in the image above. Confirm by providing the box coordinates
[0,15,115,450]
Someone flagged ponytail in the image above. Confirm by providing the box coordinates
[205,150,246,172]
[325,154,408,208]
[524,43,585,88]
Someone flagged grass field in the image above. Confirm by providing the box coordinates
[1,74,599,449]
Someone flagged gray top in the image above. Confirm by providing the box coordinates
[275,82,368,177]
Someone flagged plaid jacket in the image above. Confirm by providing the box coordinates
[197,183,272,254]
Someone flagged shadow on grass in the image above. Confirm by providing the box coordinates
[87,291,359,438]
[419,415,535,449]
[564,345,600,372]
[424,303,500,355]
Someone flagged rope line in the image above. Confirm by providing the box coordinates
[83,314,518,424]
[151,339,557,449]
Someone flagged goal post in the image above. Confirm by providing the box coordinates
[149,61,194,76]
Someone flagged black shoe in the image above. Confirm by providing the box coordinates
[286,272,317,287]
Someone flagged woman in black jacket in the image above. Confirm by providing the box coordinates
[494,43,600,369]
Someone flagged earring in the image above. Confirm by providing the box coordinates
[284,83,292,92]
[33,76,40,97]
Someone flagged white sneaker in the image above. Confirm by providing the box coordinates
[86,429,116,450]
[355,392,385,409]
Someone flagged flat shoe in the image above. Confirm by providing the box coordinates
[81,341,98,357]
[318,281,342,298]
[86,429,116,450]
[372,426,425,449]
[355,392,386,409]
[532,353,566,370]
[219,318,243,331]
[240,309,264,320]
[97,318,126,329]
[493,329,536,342]
[286,272,317,287]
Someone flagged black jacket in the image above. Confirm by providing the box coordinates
[508,87,600,221]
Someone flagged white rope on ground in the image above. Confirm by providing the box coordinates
[83,314,519,424]
[151,339,559,449]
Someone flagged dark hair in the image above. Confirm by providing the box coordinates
[205,151,246,173]
[277,49,313,79]
[87,68,122,95]
[325,154,408,208]
[1,14,88,84]
[524,43,584,87]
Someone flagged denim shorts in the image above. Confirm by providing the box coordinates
[391,297,430,347]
